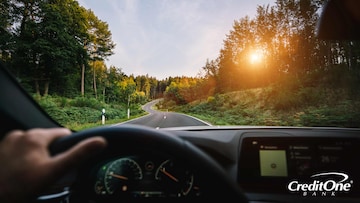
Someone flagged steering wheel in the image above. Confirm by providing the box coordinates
[49,124,248,203]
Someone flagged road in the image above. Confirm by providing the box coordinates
[114,99,211,129]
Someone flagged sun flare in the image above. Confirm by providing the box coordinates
[249,49,263,64]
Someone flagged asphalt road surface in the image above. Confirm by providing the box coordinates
[114,99,211,129]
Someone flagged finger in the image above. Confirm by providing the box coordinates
[1,130,24,142]
[26,128,72,145]
[48,136,107,177]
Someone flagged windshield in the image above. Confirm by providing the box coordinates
[1,0,359,130]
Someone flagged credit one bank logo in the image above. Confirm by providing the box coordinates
[287,172,353,196]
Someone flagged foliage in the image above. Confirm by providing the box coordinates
[0,0,164,104]
[158,0,360,128]
[34,95,146,129]
[2,0,360,128]
[171,85,360,128]
[69,97,104,109]
[0,0,123,99]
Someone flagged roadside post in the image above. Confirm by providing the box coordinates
[102,108,106,125]
[127,94,130,119]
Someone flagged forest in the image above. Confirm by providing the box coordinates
[1,0,360,128]
[163,0,360,104]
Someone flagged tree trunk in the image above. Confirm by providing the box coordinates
[93,62,97,99]
[44,80,49,96]
[103,87,106,102]
[35,80,40,96]
[81,63,85,96]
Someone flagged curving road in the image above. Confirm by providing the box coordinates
[114,99,211,129]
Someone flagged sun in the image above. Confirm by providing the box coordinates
[249,50,263,64]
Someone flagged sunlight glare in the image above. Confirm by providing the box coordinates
[249,50,263,65]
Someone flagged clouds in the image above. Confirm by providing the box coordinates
[78,0,274,79]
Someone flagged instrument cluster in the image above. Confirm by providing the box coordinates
[90,153,202,200]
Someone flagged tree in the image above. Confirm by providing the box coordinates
[135,75,151,98]
[36,0,86,95]
[6,0,90,96]
[11,0,43,94]
[1,0,117,98]
[105,66,125,103]
[118,76,136,104]
[0,0,13,62]
[86,9,115,98]
[201,58,219,96]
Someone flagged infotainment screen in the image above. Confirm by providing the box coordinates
[259,149,287,177]
[238,135,360,197]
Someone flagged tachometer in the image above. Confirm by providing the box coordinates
[104,157,143,195]
[154,159,194,197]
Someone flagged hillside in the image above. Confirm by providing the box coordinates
[161,85,360,128]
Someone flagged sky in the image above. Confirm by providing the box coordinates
[77,0,275,80]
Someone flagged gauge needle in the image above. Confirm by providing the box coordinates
[109,172,128,180]
[160,168,178,182]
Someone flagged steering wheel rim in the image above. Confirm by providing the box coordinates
[50,124,248,202]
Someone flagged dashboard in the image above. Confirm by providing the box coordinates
[42,126,360,203]
[168,126,360,203]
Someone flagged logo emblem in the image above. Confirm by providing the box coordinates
[287,172,353,197]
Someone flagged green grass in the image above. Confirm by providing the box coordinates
[66,113,148,131]
[34,95,147,131]
[159,86,360,128]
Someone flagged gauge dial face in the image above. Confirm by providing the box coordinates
[104,158,143,195]
[155,159,194,197]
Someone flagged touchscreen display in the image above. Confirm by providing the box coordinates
[237,136,360,196]
[259,150,287,177]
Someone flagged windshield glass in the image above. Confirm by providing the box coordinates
[1,0,359,130]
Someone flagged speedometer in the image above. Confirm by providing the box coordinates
[155,159,194,197]
[104,157,143,195]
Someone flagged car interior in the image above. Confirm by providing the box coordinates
[1,0,360,203]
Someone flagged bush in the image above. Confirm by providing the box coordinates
[34,95,146,129]
[207,96,215,103]
[36,95,57,109]
[70,97,104,109]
